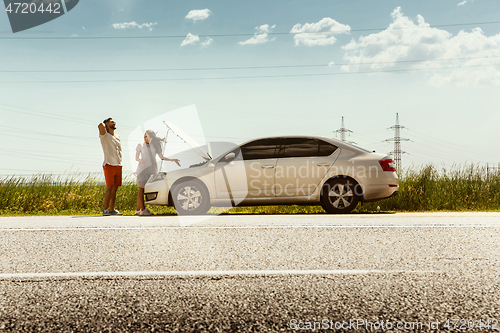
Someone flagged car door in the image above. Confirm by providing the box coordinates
[274,138,339,197]
[214,138,282,202]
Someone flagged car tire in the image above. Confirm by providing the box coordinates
[320,178,359,214]
[171,179,211,215]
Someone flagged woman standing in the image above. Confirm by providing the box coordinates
[135,130,180,215]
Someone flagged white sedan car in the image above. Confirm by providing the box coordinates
[144,136,398,215]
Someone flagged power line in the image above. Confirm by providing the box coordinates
[1,55,499,73]
[0,125,96,142]
[407,130,500,160]
[1,20,500,40]
[406,141,485,161]
[0,101,129,129]
[0,171,105,177]
[0,132,96,149]
[0,105,95,125]
[2,62,499,84]
[1,64,326,73]
[0,103,136,131]
[1,150,96,166]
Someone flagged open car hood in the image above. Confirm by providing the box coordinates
[163,121,212,161]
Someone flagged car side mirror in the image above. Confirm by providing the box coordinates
[224,152,236,162]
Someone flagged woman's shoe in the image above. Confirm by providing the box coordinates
[140,208,153,216]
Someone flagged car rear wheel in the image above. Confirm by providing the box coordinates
[171,179,210,215]
[321,178,359,214]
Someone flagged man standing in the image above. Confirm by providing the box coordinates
[98,118,123,216]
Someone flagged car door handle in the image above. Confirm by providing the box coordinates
[261,165,275,169]
[317,163,331,166]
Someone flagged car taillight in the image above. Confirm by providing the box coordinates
[379,159,396,172]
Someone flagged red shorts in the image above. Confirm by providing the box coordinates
[103,164,122,186]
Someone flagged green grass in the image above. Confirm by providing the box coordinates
[0,174,176,216]
[1,164,499,216]
[357,164,500,212]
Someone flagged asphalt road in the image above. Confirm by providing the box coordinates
[0,213,499,332]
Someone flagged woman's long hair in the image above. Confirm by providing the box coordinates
[145,130,164,154]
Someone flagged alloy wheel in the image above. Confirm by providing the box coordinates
[329,183,354,209]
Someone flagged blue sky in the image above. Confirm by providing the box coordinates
[1,0,500,176]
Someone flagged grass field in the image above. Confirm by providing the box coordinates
[1,164,499,216]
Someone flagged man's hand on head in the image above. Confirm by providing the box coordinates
[98,122,106,135]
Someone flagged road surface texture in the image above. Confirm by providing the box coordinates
[0,213,499,332]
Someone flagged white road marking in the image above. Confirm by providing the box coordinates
[0,224,499,231]
[0,269,435,280]
[1,213,499,230]
[0,212,500,231]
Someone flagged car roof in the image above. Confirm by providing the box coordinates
[209,135,374,162]
[240,135,337,143]
[239,135,372,153]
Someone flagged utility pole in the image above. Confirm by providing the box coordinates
[334,116,355,143]
[385,113,409,172]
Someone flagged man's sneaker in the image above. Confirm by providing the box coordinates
[134,210,141,216]
[109,210,123,216]
[140,208,153,216]
[103,209,110,216]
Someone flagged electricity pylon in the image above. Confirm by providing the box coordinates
[334,116,355,144]
[385,113,409,172]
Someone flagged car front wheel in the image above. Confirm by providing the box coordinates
[321,179,359,214]
[171,179,210,215]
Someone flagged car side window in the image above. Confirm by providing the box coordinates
[240,138,282,160]
[318,140,338,156]
[282,138,337,158]
[283,138,318,158]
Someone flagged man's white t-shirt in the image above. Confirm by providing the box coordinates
[100,132,122,166]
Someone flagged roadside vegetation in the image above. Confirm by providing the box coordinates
[1,164,499,216]
[357,164,500,212]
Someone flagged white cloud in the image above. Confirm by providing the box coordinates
[180,34,213,48]
[201,37,213,47]
[181,33,200,47]
[112,22,157,31]
[186,9,211,22]
[458,0,474,6]
[257,24,275,34]
[290,18,351,47]
[238,24,277,45]
[340,7,500,86]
